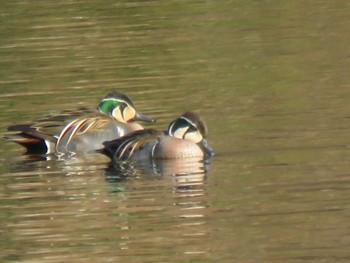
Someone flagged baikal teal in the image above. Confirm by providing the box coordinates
[5,91,156,155]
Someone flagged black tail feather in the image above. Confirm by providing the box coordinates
[4,133,49,154]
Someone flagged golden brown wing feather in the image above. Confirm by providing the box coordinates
[102,129,160,160]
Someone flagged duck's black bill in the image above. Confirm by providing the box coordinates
[201,139,215,157]
[134,112,156,123]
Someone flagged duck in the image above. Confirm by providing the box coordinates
[5,91,156,155]
[101,111,214,161]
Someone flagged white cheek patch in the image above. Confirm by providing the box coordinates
[173,127,188,139]
[184,131,202,143]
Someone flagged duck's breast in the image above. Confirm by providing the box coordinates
[153,137,203,159]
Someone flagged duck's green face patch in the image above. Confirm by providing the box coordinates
[98,98,136,123]
[98,100,122,116]
[169,117,191,138]
[168,116,203,143]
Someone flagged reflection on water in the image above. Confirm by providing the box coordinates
[3,154,212,262]
[106,157,211,256]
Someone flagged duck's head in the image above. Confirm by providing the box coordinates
[97,91,156,123]
[167,111,215,157]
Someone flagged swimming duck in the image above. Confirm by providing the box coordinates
[5,91,155,155]
[102,111,214,161]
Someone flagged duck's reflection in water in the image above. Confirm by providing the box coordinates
[7,153,214,258]
[104,157,213,256]
[104,157,211,182]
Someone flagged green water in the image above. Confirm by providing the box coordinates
[1,1,350,262]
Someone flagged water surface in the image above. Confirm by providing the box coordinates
[1,1,350,262]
